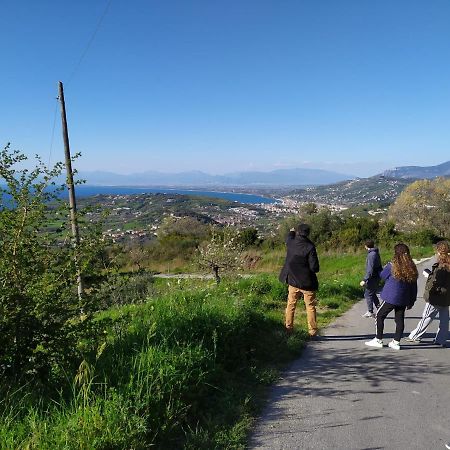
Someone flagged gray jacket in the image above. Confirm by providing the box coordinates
[364,248,382,282]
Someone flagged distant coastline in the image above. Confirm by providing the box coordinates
[75,185,278,205]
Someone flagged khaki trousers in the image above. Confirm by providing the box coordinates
[285,285,318,336]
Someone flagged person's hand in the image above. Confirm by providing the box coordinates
[360,280,366,287]
[290,228,295,232]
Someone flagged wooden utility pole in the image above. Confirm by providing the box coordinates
[58,81,84,301]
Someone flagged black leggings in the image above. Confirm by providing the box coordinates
[376,302,406,342]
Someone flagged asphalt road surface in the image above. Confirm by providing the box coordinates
[250,258,450,450]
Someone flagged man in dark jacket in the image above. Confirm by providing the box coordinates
[360,240,382,318]
[279,223,320,336]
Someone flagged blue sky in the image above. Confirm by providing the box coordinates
[1,0,450,177]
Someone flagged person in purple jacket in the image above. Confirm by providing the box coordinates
[365,243,418,350]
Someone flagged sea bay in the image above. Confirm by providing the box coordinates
[75,185,277,204]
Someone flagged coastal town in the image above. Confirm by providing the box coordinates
[78,176,398,243]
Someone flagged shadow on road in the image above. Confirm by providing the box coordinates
[251,342,448,430]
[317,332,444,343]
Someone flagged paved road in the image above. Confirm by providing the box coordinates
[250,259,450,450]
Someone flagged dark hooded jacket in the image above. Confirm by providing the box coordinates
[364,248,382,282]
[279,231,319,290]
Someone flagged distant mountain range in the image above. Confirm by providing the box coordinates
[78,168,354,187]
[75,160,450,188]
[382,161,450,179]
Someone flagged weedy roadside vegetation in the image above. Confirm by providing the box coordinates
[0,266,364,449]
[8,245,438,449]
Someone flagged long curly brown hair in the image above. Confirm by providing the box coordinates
[391,243,418,283]
[435,241,450,270]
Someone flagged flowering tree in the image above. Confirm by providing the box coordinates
[197,227,244,283]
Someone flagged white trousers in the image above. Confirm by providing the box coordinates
[408,303,449,345]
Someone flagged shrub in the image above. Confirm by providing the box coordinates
[402,228,438,246]
[95,272,156,308]
[0,145,104,383]
[237,227,260,247]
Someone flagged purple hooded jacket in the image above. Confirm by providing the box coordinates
[379,263,417,307]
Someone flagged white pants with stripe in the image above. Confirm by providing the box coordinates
[408,303,449,345]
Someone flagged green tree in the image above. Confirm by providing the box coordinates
[277,209,341,247]
[308,209,339,244]
[158,216,210,240]
[376,220,397,245]
[153,216,210,262]
[0,144,103,382]
[237,227,259,247]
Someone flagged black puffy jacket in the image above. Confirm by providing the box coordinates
[424,263,450,307]
[279,232,319,290]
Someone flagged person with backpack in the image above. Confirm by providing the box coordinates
[360,239,382,318]
[279,223,320,337]
[406,240,450,347]
[365,243,418,350]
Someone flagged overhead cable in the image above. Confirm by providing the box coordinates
[66,0,114,85]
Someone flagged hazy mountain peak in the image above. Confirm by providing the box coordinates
[382,161,450,179]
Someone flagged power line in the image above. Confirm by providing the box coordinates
[47,97,59,167]
[66,0,114,85]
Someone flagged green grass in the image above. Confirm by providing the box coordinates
[0,248,432,449]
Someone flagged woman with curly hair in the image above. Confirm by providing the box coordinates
[365,243,418,350]
[407,241,450,347]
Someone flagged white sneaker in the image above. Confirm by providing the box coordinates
[405,337,421,343]
[362,311,375,318]
[445,443,450,450]
[388,340,401,350]
[365,338,383,348]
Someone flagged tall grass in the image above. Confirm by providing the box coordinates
[4,247,431,449]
